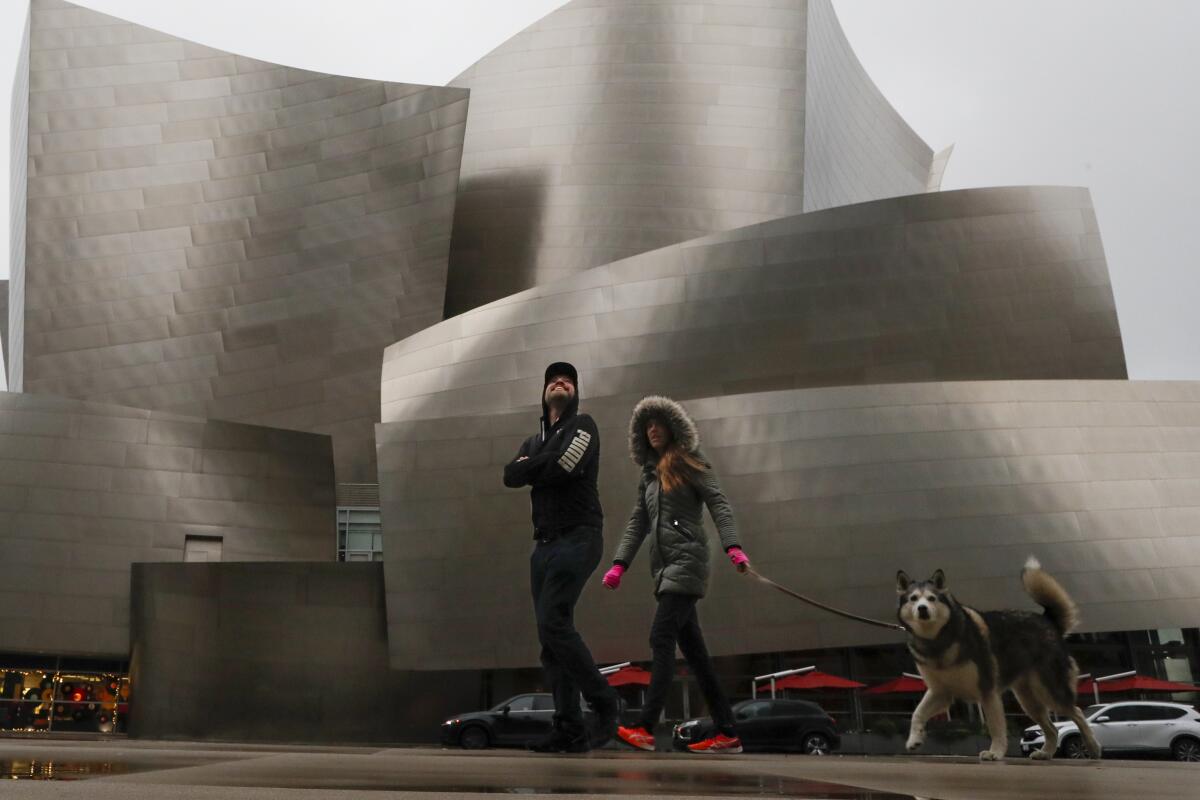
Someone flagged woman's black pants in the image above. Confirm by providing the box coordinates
[637,592,736,736]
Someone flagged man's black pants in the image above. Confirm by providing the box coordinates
[637,592,736,736]
[530,525,615,735]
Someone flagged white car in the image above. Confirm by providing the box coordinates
[1021,701,1200,761]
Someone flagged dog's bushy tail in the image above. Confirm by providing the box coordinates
[1022,556,1079,636]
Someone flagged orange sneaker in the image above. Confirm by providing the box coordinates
[617,725,655,751]
[687,733,743,754]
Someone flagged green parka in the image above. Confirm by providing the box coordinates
[612,396,740,597]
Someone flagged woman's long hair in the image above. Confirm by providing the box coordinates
[654,438,707,494]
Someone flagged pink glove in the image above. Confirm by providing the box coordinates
[602,564,625,589]
[728,547,749,572]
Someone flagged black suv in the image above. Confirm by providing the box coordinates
[673,698,840,754]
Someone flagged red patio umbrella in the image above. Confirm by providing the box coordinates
[1081,674,1200,694]
[755,670,866,693]
[606,666,652,687]
[863,674,927,695]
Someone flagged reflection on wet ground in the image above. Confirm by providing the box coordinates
[1,756,224,781]
[298,772,919,797]
[1,755,924,798]
[2,758,139,780]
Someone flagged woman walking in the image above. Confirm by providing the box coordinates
[602,396,750,754]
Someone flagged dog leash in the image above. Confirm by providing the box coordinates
[742,566,906,633]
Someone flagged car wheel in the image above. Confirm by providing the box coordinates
[1060,735,1088,759]
[802,732,831,755]
[459,725,490,750]
[1171,737,1200,762]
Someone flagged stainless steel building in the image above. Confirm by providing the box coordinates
[379,379,1200,669]
[14,0,469,483]
[444,0,938,317]
[5,0,1197,743]
[0,390,334,657]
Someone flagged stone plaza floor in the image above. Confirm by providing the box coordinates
[1,738,1196,799]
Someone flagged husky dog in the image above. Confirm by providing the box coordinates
[896,557,1100,761]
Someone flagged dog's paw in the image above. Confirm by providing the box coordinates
[1030,749,1052,761]
[978,749,1003,761]
[905,736,924,752]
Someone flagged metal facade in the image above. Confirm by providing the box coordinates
[383,186,1126,425]
[0,390,333,657]
[129,562,480,742]
[8,0,1196,708]
[18,0,468,482]
[802,0,933,211]
[444,0,935,316]
[379,380,1200,670]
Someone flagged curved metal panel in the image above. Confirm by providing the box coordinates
[384,186,1126,425]
[379,379,1200,670]
[8,6,30,391]
[445,0,937,316]
[0,390,333,657]
[19,0,468,481]
[926,144,955,193]
[444,0,812,315]
[802,0,933,211]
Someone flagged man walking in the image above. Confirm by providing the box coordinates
[503,362,620,753]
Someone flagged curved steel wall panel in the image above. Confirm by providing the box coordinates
[445,0,937,316]
[802,0,933,212]
[445,0,814,315]
[379,380,1200,670]
[19,0,468,481]
[384,186,1126,425]
[0,390,333,657]
[9,8,30,391]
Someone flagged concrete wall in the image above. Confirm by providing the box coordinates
[378,379,1200,670]
[383,186,1126,424]
[19,0,468,482]
[802,0,933,212]
[129,562,481,743]
[0,390,334,657]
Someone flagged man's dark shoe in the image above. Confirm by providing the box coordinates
[528,728,590,754]
[588,696,621,748]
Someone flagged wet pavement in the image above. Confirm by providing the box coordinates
[0,739,1196,799]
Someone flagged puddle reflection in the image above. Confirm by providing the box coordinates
[2,758,137,780]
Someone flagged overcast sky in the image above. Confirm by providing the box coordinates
[2,0,1198,383]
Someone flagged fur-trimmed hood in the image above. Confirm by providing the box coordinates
[628,395,699,466]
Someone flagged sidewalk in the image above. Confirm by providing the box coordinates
[1,738,1196,799]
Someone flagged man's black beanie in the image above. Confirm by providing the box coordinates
[544,361,578,387]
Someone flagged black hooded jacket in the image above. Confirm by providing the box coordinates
[502,369,603,535]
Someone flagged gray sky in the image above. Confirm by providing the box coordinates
[3,0,1198,382]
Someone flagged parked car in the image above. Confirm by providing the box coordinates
[673,698,840,754]
[441,693,556,749]
[441,693,621,750]
[1021,701,1200,761]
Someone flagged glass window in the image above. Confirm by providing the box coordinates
[1103,706,1151,722]
[766,701,820,716]
[506,695,535,712]
[532,695,555,712]
[1,665,128,734]
[1151,706,1187,720]
[735,700,771,720]
[337,507,382,562]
